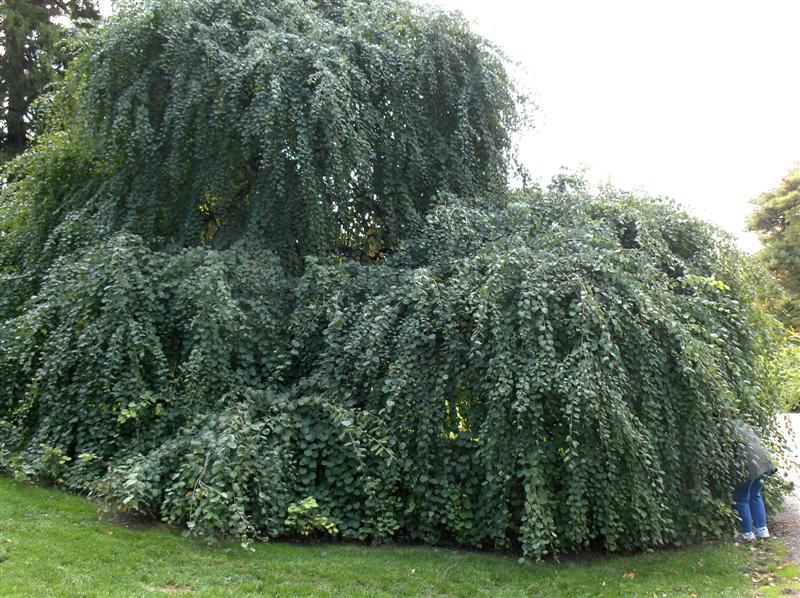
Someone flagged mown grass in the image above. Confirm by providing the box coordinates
[0,477,782,596]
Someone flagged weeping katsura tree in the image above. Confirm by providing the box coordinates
[1,0,520,276]
[0,0,783,558]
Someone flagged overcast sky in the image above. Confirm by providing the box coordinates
[429,0,800,252]
[98,0,800,252]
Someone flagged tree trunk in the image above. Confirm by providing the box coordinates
[5,58,29,154]
[2,0,34,155]
[1,0,99,156]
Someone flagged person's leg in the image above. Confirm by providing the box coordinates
[750,476,769,538]
[734,479,755,540]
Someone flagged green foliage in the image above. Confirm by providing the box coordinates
[9,444,72,485]
[748,166,800,328]
[284,497,339,538]
[0,184,783,557]
[774,341,800,412]
[0,0,784,560]
[281,187,783,555]
[112,398,294,544]
[4,0,521,269]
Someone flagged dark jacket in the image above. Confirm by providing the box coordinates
[736,422,776,483]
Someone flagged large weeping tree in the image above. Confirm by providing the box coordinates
[0,0,784,557]
[17,0,520,268]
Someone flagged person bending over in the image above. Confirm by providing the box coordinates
[733,423,776,543]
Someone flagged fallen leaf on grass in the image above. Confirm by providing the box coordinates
[623,571,635,580]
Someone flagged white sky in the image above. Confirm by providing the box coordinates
[98,0,800,252]
[429,0,800,252]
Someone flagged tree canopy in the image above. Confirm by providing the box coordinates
[748,166,800,327]
[8,0,520,268]
[0,0,784,558]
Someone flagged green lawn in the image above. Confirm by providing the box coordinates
[0,477,789,597]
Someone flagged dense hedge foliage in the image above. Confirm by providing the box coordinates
[0,0,784,558]
[0,185,782,555]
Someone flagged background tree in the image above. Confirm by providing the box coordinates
[747,166,800,327]
[0,0,100,161]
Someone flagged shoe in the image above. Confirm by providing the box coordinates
[755,526,770,539]
[734,532,755,543]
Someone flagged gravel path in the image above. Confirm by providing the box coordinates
[772,413,800,562]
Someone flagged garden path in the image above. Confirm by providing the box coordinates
[773,413,800,562]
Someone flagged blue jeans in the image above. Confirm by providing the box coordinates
[734,476,767,534]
